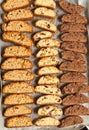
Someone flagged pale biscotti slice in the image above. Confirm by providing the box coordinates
[38,56,61,67]
[5,116,33,128]
[2,70,34,81]
[3,9,33,22]
[3,46,32,58]
[2,32,33,47]
[37,95,62,105]
[36,48,58,58]
[2,21,33,33]
[37,39,60,48]
[38,66,60,75]
[35,85,61,96]
[2,82,34,94]
[38,75,60,85]
[4,105,32,117]
[34,7,56,19]
[4,94,34,105]
[33,31,53,41]
[1,58,32,70]
[38,105,63,116]
[2,0,30,12]
[35,20,57,33]
[34,0,56,9]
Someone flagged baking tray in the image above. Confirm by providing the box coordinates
[0,0,89,130]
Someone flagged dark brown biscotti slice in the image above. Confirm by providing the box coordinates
[5,116,33,128]
[60,61,87,73]
[61,42,87,54]
[4,94,34,105]
[62,14,87,24]
[2,0,30,12]
[62,94,89,106]
[59,0,85,14]
[2,32,33,47]
[3,46,32,58]
[2,70,34,81]
[61,33,87,43]
[62,83,89,94]
[2,82,34,94]
[60,23,87,33]
[60,116,83,128]
[64,105,89,116]
[3,9,33,22]
[4,105,32,117]
[60,72,87,83]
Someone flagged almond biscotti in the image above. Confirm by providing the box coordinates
[2,32,33,47]
[4,105,32,117]
[2,70,34,81]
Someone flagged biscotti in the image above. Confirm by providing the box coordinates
[37,95,62,105]
[38,105,63,116]
[1,58,32,70]
[62,83,89,94]
[2,21,33,33]
[34,7,56,18]
[5,116,33,128]
[3,46,32,57]
[38,75,60,85]
[4,105,32,117]
[2,70,34,81]
[37,39,60,48]
[61,42,87,54]
[4,94,34,105]
[62,94,89,106]
[35,85,61,96]
[35,20,57,33]
[3,9,33,22]
[64,105,89,116]
[2,0,30,12]
[34,0,56,9]
[2,32,33,47]
[3,82,34,94]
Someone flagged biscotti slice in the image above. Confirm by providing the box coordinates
[2,21,33,33]
[38,75,60,85]
[38,105,63,116]
[1,58,32,70]
[2,32,33,47]
[36,48,58,58]
[34,7,56,19]
[3,9,33,22]
[35,20,57,33]
[60,116,83,128]
[35,85,61,96]
[62,14,87,24]
[2,70,34,81]
[60,23,87,33]
[33,31,53,41]
[62,94,89,106]
[59,0,85,14]
[61,42,87,54]
[3,82,34,94]
[3,46,32,57]
[60,61,87,72]
[34,0,56,9]
[61,33,87,43]
[37,39,60,48]
[62,83,89,94]
[64,105,89,116]
[5,116,33,128]
[38,56,61,67]
[4,105,32,117]
[37,95,62,105]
